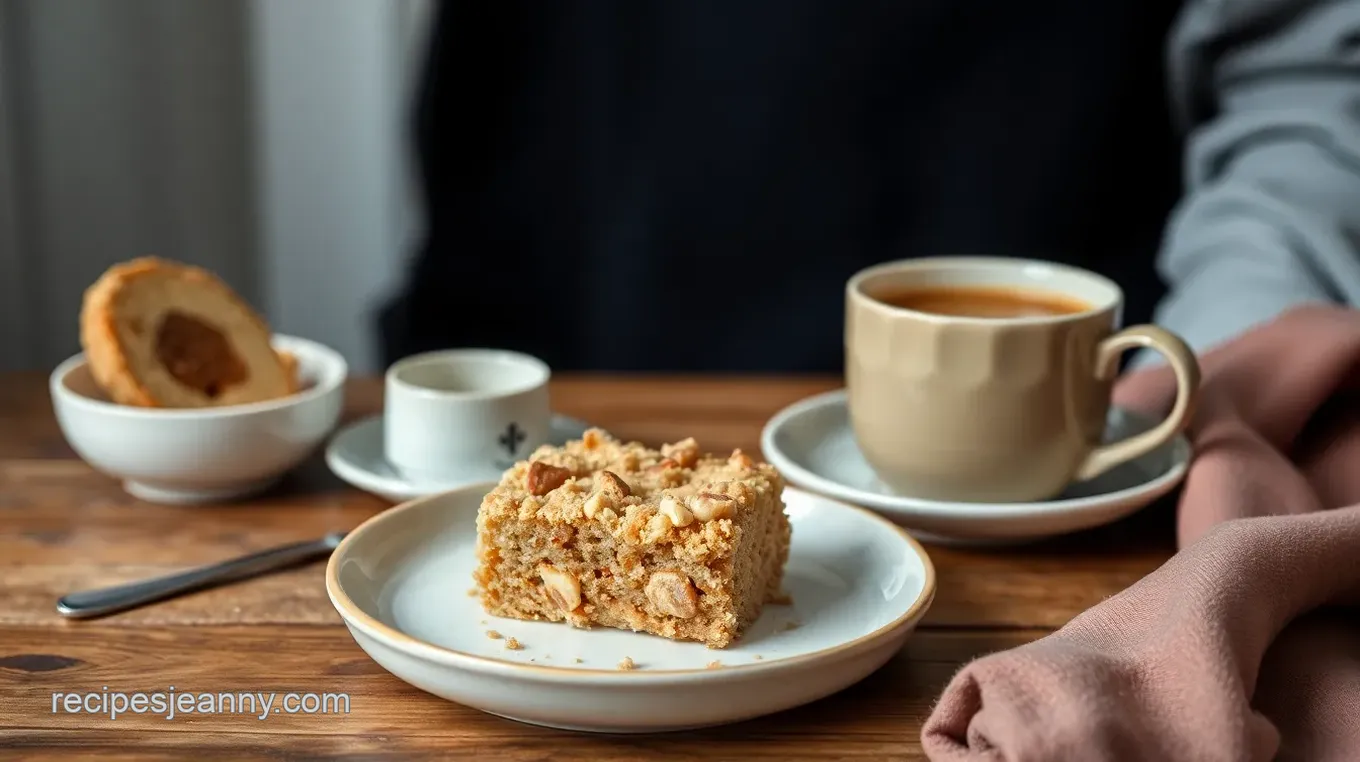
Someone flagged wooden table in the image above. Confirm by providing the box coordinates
[0,374,1177,760]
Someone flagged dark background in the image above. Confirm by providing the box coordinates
[380,0,1185,372]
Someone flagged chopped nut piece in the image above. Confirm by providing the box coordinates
[617,656,636,670]
[505,637,523,650]
[729,449,755,469]
[706,660,723,669]
[584,470,631,518]
[645,571,699,619]
[582,491,611,519]
[596,470,631,498]
[539,564,582,612]
[689,492,736,522]
[711,480,754,503]
[526,461,572,496]
[643,513,673,544]
[663,437,700,468]
[658,495,695,527]
[486,630,502,639]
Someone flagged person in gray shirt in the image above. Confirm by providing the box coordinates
[1152,0,1360,356]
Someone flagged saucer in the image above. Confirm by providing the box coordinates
[326,483,935,732]
[760,389,1191,544]
[326,414,590,502]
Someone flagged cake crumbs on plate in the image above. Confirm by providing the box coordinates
[753,654,764,660]
[479,619,487,625]
[573,657,583,664]
[467,587,479,597]
[505,637,524,650]
[706,660,722,670]
[486,630,502,640]
[617,656,636,670]
[781,621,800,632]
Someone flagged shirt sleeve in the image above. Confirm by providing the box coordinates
[1142,0,1360,364]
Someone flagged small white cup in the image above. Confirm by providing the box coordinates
[384,349,551,484]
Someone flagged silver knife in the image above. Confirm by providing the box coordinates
[56,532,347,619]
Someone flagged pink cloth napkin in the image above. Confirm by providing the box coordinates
[921,306,1360,762]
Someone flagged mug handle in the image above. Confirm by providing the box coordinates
[1074,325,1202,481]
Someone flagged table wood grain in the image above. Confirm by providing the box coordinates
[0,373,1176,760]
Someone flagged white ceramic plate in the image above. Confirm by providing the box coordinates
[761,389,1191,544]
[326,484,936,733]
[325,414,589,502]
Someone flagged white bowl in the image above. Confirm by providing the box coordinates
[51,334,347,504]
[327,483,936,732]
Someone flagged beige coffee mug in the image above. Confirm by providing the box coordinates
[846,257,1200,502]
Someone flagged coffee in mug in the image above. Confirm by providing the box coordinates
[875,285,1091,318]
[845,257,1200,502]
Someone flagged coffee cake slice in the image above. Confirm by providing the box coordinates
[473,429,790,648]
